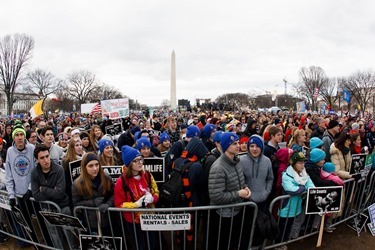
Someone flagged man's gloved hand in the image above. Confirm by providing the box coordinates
[98,203,109,213]
[144,192,154,205]
[9,198,16,210]
[135,195,146,208]
[94,197,104,206]
[22,190,32,201]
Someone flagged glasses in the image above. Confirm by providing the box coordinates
[133,157,144,164]
[30,135,37,138]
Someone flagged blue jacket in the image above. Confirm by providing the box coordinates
[278,166,315,218]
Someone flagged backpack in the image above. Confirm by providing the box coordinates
[159,161,194,207]
[254,209,279,241]
[164,139,186,173]
[120,171,152,202]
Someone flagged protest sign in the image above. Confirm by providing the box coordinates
[40,211,86,230]
[80,235,122,250]
[101,98,129,119]
[143,157,165,183]
[306,186,343,215]
[102,166,123,184]
[69,159,82,184]
[105,123,122,136]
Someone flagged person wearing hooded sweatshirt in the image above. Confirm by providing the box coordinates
[172,137,208,244]
[201,124,216,152]
[5,121,38,247]
[239,134,273,212]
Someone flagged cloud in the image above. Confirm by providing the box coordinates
[2,0,375,106]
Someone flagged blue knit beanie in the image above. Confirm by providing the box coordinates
[159,132,170,143]
[248,135,264,151]
[98,138,114,154]
[186,125,201,138]
[213,131,224,143]
[121,145,142,167]
[202,124,216,139]
[323,162,336,173]
[309,148,326,163]
[220,132,239,152]
[130,126,140,135]
[136,137,151,150]
[310,137,323,149]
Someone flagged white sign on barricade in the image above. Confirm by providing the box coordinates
[140,213,191,231]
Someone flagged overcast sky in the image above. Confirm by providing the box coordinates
[2,0,375,106]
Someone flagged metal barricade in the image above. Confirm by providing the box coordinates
[0,190,66,249]
[74,201,258,250]
[265,174,375,249]
[1,170,374,250]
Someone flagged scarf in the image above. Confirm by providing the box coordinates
[293,168,309,186]
[342,147,350,155]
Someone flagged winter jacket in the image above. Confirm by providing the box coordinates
[5,142,36,199]
[320,170,344,186]
[322,131,336,162]
[330,143,352,179]
[239,135,273,204]
[278,166,315,218]
[305,160,337,187]
[275,148,291,196]
[31,161,69,208]
[114,170,159,223]
[208,153,246,217]
[72,174,114,228]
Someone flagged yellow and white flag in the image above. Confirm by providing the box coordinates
[29,99,44,119]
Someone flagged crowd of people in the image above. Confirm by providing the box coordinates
[0,109,374,249]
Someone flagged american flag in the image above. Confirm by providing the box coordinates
[90,103,102,114]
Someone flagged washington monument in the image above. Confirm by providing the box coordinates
[170,50,177,110]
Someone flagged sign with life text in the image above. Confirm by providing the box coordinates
[80,235,122,250]
[140,213,191,231]
[368,222,375,236]
[143,157,165,183]
[101,98,129,120]
[347,210,368,234]
[102,166,123,184]
[368,203,375,223]
[305,186,343,215]
[351,154,366,174]
[69,159,82,184]
[39,211,86,230]
[0,192,11,210]
[105,123,122,136]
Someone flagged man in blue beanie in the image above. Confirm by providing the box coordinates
[238,134,273,212]
[208,132,251,249]
[165,125,201,174]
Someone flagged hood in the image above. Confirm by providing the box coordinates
[248,134,265,154]
[329,143,340,155]
[185,137,209,160]
[276,148,292,165]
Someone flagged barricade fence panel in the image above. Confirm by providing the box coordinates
[0,171,374,250]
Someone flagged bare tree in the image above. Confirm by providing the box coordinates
[51,82,75,112]
[341,70,375,116]
[66,70,100,105]
[294,66,329,111]
[25,68,62,98]
[319,77,339,110]
[215,93,251,110]
[88,83,124,102]
[160,99,170,110]
[0,34,34,114]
